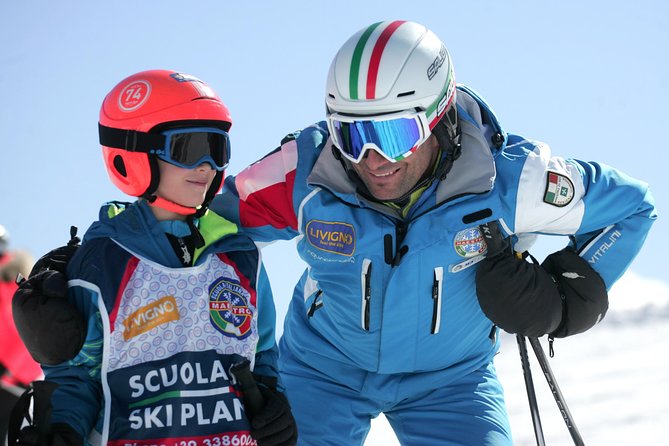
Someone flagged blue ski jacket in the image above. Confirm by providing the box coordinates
[44,200,278,445]
[211,85,656,391]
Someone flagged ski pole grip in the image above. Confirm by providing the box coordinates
[230,359,265,419]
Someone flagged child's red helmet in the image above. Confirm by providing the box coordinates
[99,69,232,214]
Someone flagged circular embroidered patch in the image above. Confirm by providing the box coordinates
[454,227,486,258]
[209,277,254,339]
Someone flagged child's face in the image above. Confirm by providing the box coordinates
[155,160,217,210]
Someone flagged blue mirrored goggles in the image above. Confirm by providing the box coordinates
[154,127,231,171]
[327,111,431,163]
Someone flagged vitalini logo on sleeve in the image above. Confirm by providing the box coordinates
[123,295,180,341]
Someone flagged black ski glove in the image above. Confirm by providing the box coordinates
[476,221,563,337]
[13,423,83,446]
[542,248,608,338]
[250,386,298,446]
[476,222,609,338]
[12,239,85,365]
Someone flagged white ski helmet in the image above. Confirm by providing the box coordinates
[326,20,457,159]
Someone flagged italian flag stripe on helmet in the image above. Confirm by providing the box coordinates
[349,22,381,100]
[348,20,407,100]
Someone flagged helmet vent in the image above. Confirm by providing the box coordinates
[397,90,415,98]
[113,155,127,177]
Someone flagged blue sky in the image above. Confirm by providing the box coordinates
[1,1,666,323]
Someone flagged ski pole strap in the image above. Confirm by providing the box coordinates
[67,226,81,246]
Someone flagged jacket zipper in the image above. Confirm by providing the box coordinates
[307,290,323,318]
[361,259,372,331]
[431,267,443,334]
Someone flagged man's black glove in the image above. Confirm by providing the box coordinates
[12,235,85,365]
[250,386,298,446]
[13,423,83,446]
[476,221,563,337]
[541,248,608,338]
[476,221,608,338]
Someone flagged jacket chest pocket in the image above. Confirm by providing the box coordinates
[360,259,372,331]
[431,267,444,334]
[305,257,373,332]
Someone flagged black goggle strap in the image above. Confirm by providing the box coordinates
[99,123,166,153]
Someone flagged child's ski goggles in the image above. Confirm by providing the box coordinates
[156,127,230,171]
[326,110,431,163]
[99,124,230,171]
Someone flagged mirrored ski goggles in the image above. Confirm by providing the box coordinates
[156,127,231,171]
[327,110,431,163]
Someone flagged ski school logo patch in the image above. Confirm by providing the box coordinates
[544,172,574,207]
[208,277,254,339]
[454,227,486,258]
[305,220,356,256]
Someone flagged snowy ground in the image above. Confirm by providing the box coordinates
[365,272,669,445]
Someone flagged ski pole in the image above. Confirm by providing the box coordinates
[517,334,546,446]
[7,380,59,446]
[230,359,265,419]
[528,337,585,446]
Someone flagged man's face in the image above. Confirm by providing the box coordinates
[349,134,440,201]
